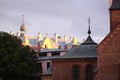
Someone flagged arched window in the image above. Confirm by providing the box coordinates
[73,66,80,80]
[86,65,93,80]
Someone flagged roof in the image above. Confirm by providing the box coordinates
[81,35,97,45]
[41,37,58,49]
[110,0,120,9]
[60,44,97,59]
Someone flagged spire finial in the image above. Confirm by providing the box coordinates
[22,15,24,24]
[88,17,91,35]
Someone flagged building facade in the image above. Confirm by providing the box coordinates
[97,0,120,80]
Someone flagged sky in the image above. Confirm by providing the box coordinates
[0,0,110,43]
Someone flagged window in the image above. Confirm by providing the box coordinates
[47,62,51,69]
[73,66,80,80]
[86,65,93,80]
[38,63,42,73]
[52,52,60,56]
[40,53,47,56]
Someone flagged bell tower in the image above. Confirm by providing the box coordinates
[109,0,120,31]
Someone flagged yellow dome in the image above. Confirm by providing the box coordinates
[42,37,58,49]
[73,37,78,45]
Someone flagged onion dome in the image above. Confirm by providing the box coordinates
[20,24,27,32]
[20,15,27,33]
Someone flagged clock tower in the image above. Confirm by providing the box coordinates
[109,0,120,31]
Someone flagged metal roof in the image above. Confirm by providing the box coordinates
[81,36,97,45]
[61,44,97,59]
[110,0,120,9]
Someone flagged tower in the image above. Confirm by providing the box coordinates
[20,15,27,36]
[19,15,29,46]
[109,0,120,31]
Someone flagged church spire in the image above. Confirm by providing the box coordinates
[81,17,97,45]
[20,15,27,33]
[88,17,91,35]
[22,15,24,24]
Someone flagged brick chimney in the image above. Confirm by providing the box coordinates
[58,45,61,49]
[64,45,68,49]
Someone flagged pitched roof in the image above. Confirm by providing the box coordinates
[81,35,97,45]
[110,0,120,9]
[61,44,97,59]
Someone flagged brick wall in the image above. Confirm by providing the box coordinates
[52,58,97,80]
[110,10,120,31]
[97,25,120,80]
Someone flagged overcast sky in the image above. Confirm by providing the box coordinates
[0,0,110,43]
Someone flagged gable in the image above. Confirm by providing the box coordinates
[97,24,120,54]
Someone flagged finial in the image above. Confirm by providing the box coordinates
[22,15,24,24]
[88,17,91,35]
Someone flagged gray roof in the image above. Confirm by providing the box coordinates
[110,0,120,9]
[81,36,97,45]
[61,44,97,59]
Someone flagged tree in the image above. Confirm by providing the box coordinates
[0,32,40,80]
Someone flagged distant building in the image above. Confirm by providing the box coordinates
[17,15,79,50]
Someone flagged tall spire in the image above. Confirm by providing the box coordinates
[22,15,24,24]
[88,17,91,35]
[81,18,97,45]
[20,15,27,33]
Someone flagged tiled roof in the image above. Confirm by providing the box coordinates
[110,0,120,9]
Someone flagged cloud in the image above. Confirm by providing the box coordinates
[0,0,110,43]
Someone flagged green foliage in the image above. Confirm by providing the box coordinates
[0,32,40,80]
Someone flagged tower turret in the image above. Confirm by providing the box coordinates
[109,0,120,31]
[20,15,27,34]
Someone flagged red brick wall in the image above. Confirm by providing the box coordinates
[97,25,120,80]
[110,10,120,31]
[52,58,97,80]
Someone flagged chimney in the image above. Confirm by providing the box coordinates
[54,33,58,43]
[37,42,41,57]
[64,45,68,49]
[58,45,61,49]
[64,35,68,42]
[45,44,48,49]
[38,32,42,41]
[72,45,77,48]
[69,36,72,42]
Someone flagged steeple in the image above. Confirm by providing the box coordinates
[88,17,91,35]
[81,18,97,45]
[20,15,27,33]
[110,0,120,9]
